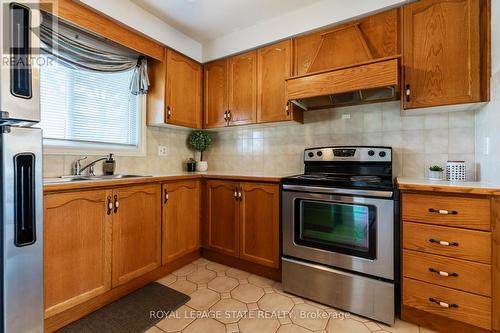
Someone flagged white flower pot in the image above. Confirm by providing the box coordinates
[196,161,208,172]
[428,170,443,180]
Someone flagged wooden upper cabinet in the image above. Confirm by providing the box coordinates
[165,49,202,128]
[293,8,401,76]
[44,189,112,318]
[205,180,239,257]
[147,49,202,128]
[203,59,228,128]
[239,182,280,268]
[257,40,301,123]
[111,184,161,287]
[162,180,200,264]
[228,50,257,126]
[403,0,489,109]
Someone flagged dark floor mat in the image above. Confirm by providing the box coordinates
[57,282,190,333]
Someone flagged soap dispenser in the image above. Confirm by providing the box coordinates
[103,154,116,175]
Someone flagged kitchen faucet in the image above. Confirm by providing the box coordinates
[73,156,109,176]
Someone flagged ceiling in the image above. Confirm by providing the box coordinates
[130,0,325,43]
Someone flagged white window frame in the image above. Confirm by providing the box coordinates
[41,95,147,157]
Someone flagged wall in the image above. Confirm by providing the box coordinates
[475,0,500,184]
[43,126,194,178]
[205,102,476,179]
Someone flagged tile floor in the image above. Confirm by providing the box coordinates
[146,258,436,333]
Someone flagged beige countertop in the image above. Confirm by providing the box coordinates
[397,177,500,195]
[44,171,286,192]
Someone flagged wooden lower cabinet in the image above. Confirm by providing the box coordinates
[44,189,112,318]
[204,180,280,268]
[162,180,200,264]
[111,184,162,286]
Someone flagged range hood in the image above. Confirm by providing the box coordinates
[286,58,400,111]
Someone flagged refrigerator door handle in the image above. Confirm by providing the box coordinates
[14,153,36,246]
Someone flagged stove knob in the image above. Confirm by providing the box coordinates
[368,150,375,156]
[379,151,387,157]
[307,152,314,158]
[317,151,323,157]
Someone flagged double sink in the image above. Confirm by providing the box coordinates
[44,174,150,184]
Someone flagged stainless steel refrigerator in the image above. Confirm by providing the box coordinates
[0,1,44,332]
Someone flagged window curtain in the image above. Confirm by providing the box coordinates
[39,12,149,95]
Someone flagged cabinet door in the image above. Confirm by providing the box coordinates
[403,0,481,109]
[165,49,202,128]
[205,180,239,256]
[239,182,280,268]
[44,190,112,317]
[228,51,257,126]
[257,40,292,123]
[112,184,161,286]
[162,180,200,264]
[203,59,228,128]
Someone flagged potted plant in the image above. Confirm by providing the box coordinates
[428,165,444,180]
[188,130,212,172]
[186,157,197,172]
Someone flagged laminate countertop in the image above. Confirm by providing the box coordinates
[397,177,500,196]
[43,171,287,193]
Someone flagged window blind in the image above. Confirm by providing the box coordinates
[39,58,139,147]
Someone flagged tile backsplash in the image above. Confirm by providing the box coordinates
[205,101,477,179]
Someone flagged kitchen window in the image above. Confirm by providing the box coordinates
[39,58,145,155]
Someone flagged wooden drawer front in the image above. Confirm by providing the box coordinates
[402,193,490,231]
[403,222,491,264]
[403,250,491,296]
[403,278,491,330]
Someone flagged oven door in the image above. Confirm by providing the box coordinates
[282,186,394,280]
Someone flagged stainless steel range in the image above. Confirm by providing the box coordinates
[281,146,398,325]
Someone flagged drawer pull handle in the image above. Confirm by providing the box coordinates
[429,298,458,309]
[429,238,459,247]
[428,208,458,215]
[429,268,458,277]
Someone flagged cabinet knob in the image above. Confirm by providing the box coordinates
[107,196,113,215]
[164,189,169,204]
[114,194,119,213]
[429,297,458,309]
[167,106,172,119]
[405,84,411,103]
[428,208,458,215]
[285,101,290,116]
[429,268,458,277]
[429,238,459,247]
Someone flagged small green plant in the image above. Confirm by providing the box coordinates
[188,131,212,161]
[429,165,444,172]
[186,157,196,163]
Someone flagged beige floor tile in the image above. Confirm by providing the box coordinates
[184,318,226,333]
[248,275,274,288]
[247,303,259,311]
[187,289,221,310]
[193,258,210,266]
[207,262,230,272]
[419,328,440,333]
[187,268,217,284]
[326,319,371,333]
[232,284,265,303]
[169,280,197,295]
[378,319,419,333]
[156,274,176,286]
[238,317,280,333]
[156,306,194,332]
[258,293,294,313]
[144,326,165,333]
[208,276,239,293]
[210,298,248,324]
[172,264,196,276]
[278,317,292,325]
[290,303,329,331]
[226,323,240,333]
[227,268,251,280]
[276,323,311,333]
[364,321,381,331]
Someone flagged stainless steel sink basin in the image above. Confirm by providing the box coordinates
[98,174,150,179]
[44,174,151,184]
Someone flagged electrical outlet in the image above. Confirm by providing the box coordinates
[342,113,351,119]
[158,146,168,156]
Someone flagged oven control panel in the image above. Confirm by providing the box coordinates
[304,147,392,162]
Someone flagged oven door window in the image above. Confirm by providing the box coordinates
[294,199,376,259]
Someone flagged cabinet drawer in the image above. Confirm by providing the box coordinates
[402,193,490,231]
[403,250,491,296]
[403,278,491,330]
[403,222,491,264]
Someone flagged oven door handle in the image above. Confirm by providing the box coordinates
[281,184,393,198]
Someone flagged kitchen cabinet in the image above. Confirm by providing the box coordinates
[112,184,161,286]
[203,59,228,128]
[402,0,490,109]
[147,49,202,128]
[204,180,280,268]
[257,40,302,123]
[44,189,112,318]
[228,50,257,126]
[162,180,200,264]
